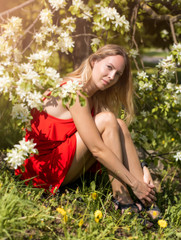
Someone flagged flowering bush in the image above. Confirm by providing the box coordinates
[0,0,180,170]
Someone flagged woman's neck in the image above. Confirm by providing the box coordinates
[83,80,99,97]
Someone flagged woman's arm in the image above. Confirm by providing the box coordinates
[68,95,156,203]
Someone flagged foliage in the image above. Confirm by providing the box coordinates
[0,164,180,239]
[0,0,180,169]
[0,0,181,237]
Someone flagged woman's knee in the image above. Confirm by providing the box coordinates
[95,111,119,132]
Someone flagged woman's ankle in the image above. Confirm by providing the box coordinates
[113,194,134,205]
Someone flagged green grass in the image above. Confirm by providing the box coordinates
[141,48,169,57]
[0,159,180,240]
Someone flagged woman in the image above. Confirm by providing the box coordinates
[16,44,158,216]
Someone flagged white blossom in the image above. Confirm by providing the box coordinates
[28,50,52,63]
[113,15,129,31]
[100,6,117,21]
[40,25,57,36]
[61,80,83,98]
[173,151,181,161]
[66,25,76,32]
[0,73,13,93]
[173,92,181,104]
[138,82,153,91]
[16,78,29,99]
[61,17,76,25]
[177,111,181,117]
[13,48,22,62]
[4,138,38,169]
[93,21,106,31]
[18,63,40,85]
[72,0,85,9]
[166,83,174,90]
[137,71,148,80]
[34,32,46,44]
[11,103,30,122]
[19,63,34,72]
[171,43,181,52]
[55,26,64,35]
[54,33,74,53]
[140,111,147,117]
[46,40,54,48]
[0,37,13,57]
[45,67,60,81]
[157,55,176,77]
[82,8,92,20]
[91,38,101,46]
[0,65,5,75]
[129,49,138,58]
[40,9,53,25]
[26,91,43,109]
[175,85,181,94]
[2,16,22,39]
[48,0,67,11]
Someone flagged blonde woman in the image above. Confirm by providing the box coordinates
[16,44,159,220]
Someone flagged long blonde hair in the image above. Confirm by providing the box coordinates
[64,44,134,124]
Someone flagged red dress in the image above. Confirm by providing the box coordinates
[15,108,77,194]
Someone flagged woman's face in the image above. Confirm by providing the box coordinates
[91,55,125,91]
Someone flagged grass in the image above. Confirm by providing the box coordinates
[0,156,181,240]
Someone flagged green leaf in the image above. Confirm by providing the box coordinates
[90,181,96,191]
[176,232,181,238]
[79,95,86,107]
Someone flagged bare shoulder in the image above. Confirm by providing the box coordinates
[43,93,72,120]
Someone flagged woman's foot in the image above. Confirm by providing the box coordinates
[112,197,139,214]
[136,201,161,220]
[112,197,154,228]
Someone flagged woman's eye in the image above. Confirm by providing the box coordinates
[107,65,112,70]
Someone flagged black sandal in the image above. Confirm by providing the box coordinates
[112,197,140,213]
[112,197,154,228]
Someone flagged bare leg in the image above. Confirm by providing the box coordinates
[108,119,144,204]
[62,111,124,186]
[62,112,142,206]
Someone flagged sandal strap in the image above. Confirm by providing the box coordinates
[112,197,139,211]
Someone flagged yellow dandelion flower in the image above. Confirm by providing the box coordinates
[0,182,2,189]
[56,207,66,216]
[158,219,167,228]
[162,140,165,145]
[155,97,158,100]
[171,138,175,141]
[94,210,102,223]
[79,218,84,227]
[95,217,99,223]
[29,235,33,240]
[152,210,159,218]
[91,192,97,200]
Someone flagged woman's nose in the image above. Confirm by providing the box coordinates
[108,70,116,80]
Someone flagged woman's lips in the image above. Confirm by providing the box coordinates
[102,79,109,85]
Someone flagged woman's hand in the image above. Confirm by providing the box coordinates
[143,166,154,186]
[132,179,156,205]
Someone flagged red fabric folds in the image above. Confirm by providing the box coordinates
[15,109,77,194]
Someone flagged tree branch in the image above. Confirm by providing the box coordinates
[169,18,178,44]
[0,0,35,19]
[140,2,181,22]
[72,33,98,38]
[130,1,144,71]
